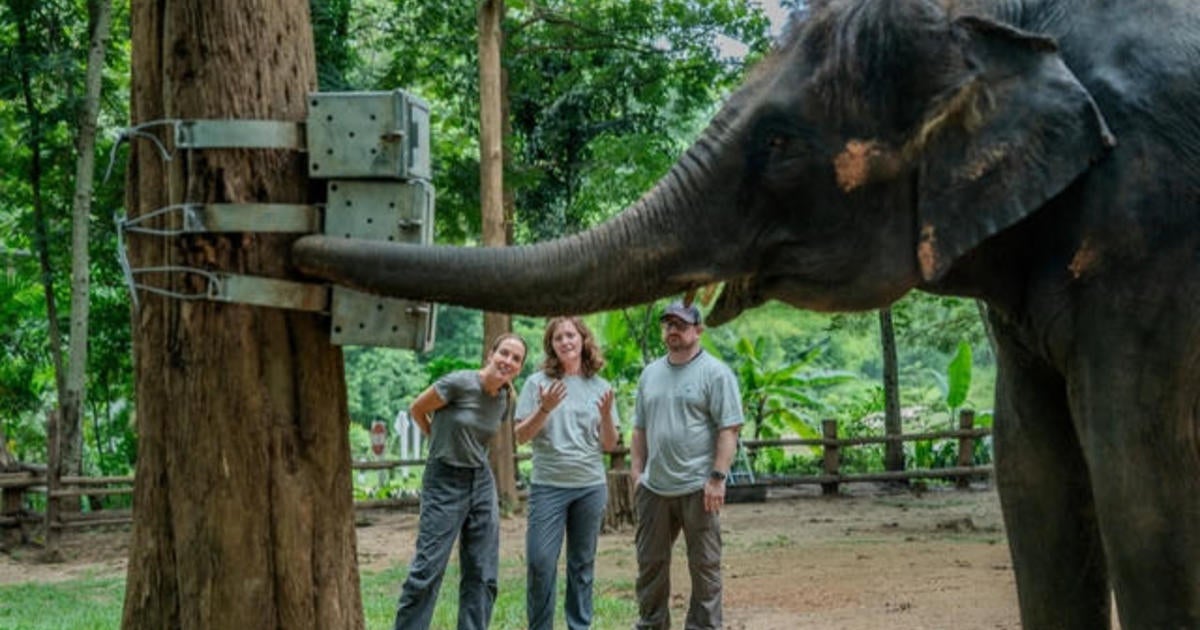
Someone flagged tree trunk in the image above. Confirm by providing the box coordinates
[479,0,518,507]
[879,308,904,473]
[61,0,114,512]
[122,2,361,629]
[16,3,72,506]
[603,469,636,532]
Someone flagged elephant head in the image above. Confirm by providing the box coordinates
[293,0,1113,325]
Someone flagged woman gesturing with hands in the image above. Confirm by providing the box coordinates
[514,317,619,630]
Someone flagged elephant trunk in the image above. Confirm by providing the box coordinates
[292,146,740,316]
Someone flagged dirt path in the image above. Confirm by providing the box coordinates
[2,484,1021,628]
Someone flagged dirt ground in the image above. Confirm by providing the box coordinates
[1,483,1022,629]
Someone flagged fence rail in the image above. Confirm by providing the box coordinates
[742,409,990,495]
[1,410,990,538]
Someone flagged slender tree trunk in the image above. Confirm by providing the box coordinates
[16,6,75,514]
[60,0,114,508]
[122,2,361,628]
[879,308,904,473]
[479,0,517,506]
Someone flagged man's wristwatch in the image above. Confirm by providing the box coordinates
[709,470,727,482]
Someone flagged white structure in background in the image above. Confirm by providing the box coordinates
[394,410,425,462]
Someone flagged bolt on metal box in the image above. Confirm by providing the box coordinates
[307,90,432,181]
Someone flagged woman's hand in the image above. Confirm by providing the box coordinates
[595,388,614,417]
[596,389,619,451]
[538,379,568,415]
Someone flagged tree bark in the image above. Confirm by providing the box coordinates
[879,308,904,473]
[122,2,361,629]
[479,0,518,507]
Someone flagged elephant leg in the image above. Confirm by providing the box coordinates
[991,331,1110,629]
[1072,346,1200,627]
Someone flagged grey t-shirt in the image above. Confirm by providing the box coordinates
[634,351,744,496]
[427,370,510,468]
[516,372,619,488]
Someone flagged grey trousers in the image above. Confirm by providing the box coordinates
[393,459,499,630]
[525,483,608,630]
[634,485,723,630]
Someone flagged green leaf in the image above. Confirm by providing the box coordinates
[945,341,973,410]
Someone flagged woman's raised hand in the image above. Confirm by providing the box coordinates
[539,380,567,414]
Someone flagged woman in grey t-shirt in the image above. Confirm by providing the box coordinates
[515,317,618,630]
[392,333,527,630]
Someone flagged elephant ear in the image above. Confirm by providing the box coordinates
[915,15,1115,282]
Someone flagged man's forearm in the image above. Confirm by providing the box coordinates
[712,425,740,473]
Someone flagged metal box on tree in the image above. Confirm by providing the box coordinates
[306,90,432,181]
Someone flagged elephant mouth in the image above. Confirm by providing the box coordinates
[707,277,767,326]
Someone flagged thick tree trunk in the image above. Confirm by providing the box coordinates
[879,308,904,473]
[479,0,518,506]
[122,2,362,629]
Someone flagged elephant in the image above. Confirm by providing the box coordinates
[294,0,1200,626]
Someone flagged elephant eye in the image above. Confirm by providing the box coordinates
[768,135,788,150]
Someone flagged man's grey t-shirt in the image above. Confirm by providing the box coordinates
[516,372,619,487]
[635,350,744,496]
[428,370,510,468]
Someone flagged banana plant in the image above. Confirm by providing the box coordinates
[730,335,858,443]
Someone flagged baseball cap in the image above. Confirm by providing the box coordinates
[660,300,702,325]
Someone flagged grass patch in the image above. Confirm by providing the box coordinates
[361,557,639,629]
[0,576,125,630]
[0,557,639,629]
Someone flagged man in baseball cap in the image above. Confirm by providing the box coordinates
[633,297,743,628]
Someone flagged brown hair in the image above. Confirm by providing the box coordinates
[540,316,605,379]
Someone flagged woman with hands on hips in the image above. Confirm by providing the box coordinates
[514,316,619,630]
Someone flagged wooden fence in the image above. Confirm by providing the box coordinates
[742,409,991,495]
[1,410,991,542]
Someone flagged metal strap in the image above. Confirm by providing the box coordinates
[174,120,306,150]
[122,203,320,235]
[210,273,329,312]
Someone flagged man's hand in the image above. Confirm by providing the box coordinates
[703,475,726,513]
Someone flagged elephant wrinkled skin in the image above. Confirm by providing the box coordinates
[294,1,1200,626]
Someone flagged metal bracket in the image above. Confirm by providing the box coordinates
[210,273,329,312]
[122,265,328,313]
[174,120,306,150]
[122,203,320,235]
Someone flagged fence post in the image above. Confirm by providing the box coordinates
[45,408,60,556]
[821,419,839,496]
[956,409,975,490]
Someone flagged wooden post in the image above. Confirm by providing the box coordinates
[1,475,23,548]
[956,409,975,490]
[45,408,60,557]
[821,419,840,496]
[602,444,635,531]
